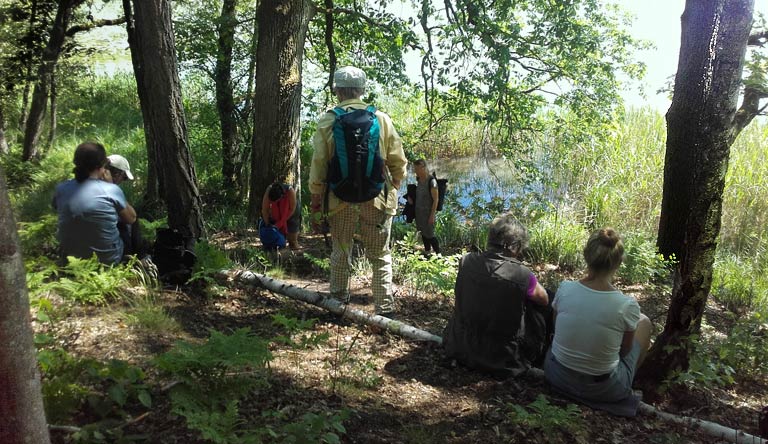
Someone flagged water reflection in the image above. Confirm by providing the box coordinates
[399,157,547,214]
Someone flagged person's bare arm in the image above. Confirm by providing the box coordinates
[119,204,137,224]
[261,188,271,223]
[287,188,297,215]
[428,183,439,225]
[529,282,549,306]
[620,330,636,357]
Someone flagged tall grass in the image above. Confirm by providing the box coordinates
[548,108,768,312]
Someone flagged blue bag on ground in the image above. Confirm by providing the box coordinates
[259,220,286,250]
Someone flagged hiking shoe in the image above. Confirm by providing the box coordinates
[139,255,159,280]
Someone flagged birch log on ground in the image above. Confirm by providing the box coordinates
[229,270,766,444]
[230,270,442,344]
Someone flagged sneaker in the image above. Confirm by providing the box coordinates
[139,255,159,280]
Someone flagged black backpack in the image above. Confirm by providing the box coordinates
[153,228,197,284]
[432,172,448,211]
[326,105,385,203]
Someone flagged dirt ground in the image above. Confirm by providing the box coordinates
[43,230,767,443]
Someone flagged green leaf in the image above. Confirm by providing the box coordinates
[137,390,152,408]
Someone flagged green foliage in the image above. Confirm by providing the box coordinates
[274,409,349,444]
[38,347,151,425]
[507,395,585,442]
[17,213,58,257]
[190,240,232,285]
[711,255,764,313]
[271,315,330,350]
[31,256,140,304]
[393,250,459,297]
[303,252,330,273]
[526,212,587,271]
[155,328,272,390]
[122,293,181,335]
[716,313,768,379]
[154,328,272,442]
[618,233,673,284]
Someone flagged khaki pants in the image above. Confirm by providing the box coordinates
[328,200,394,314]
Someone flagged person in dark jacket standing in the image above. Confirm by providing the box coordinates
[443,213,551,378]
[410,159,440,254]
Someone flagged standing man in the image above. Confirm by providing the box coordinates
[309,66,407,317]
[412,159,440,255]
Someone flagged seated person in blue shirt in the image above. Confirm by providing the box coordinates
[52,142,136,265]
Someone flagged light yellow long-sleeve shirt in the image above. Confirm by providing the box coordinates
[309,99,407,216]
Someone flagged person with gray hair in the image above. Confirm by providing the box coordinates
[308,66,408,317]
[443,212,551,378]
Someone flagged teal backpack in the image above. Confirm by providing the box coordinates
[326,105,385,203]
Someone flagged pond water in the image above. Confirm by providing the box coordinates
[397,157,555,218]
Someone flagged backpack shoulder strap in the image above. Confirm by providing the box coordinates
[332,107,346,117]
[366,105,377,113]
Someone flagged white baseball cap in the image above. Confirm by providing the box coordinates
[107,154,134,180]
[334,66,366,88]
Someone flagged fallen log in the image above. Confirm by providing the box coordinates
[228,270,766,444]
[637,403,766,444]
[230,270,442,344]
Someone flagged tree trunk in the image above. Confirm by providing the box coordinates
[0,105,9,155]
[0,165,51,444]
[22,0,82,161]
[639,0,754,388]
[122,0,160,212]
[18,0,39,132]
[247,0,314,222]
[215,0,240,195]
[46,65,57,149]
[129,0,205,238]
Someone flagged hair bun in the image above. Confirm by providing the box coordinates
[599,228,619,248]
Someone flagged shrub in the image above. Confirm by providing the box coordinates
[526,213,587,271]
[33,256,140,304]
[711,254,768,313]
[507,395,585,442]
[618,233,672,285]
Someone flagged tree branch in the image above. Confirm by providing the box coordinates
[66,17,127,37]
[732,85,768,139]
[748,30,768,46]
[324,0,337,91]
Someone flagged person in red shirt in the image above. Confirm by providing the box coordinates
[261,182,301,250]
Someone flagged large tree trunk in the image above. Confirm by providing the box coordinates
[215,0,240,195]
[639,0,754,389]
[122,0,161,212]
[0,105,9,155]
[0,165,51,444]
[128,0,205,237]
[247,0,314,221]
[22,0,82,161]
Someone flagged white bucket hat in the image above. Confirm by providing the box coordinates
[107,154,134,180]
[334,66,366,88]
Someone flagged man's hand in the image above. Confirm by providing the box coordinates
[310,193,324,234]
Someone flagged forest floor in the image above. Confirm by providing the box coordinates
[42,230,766,444]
